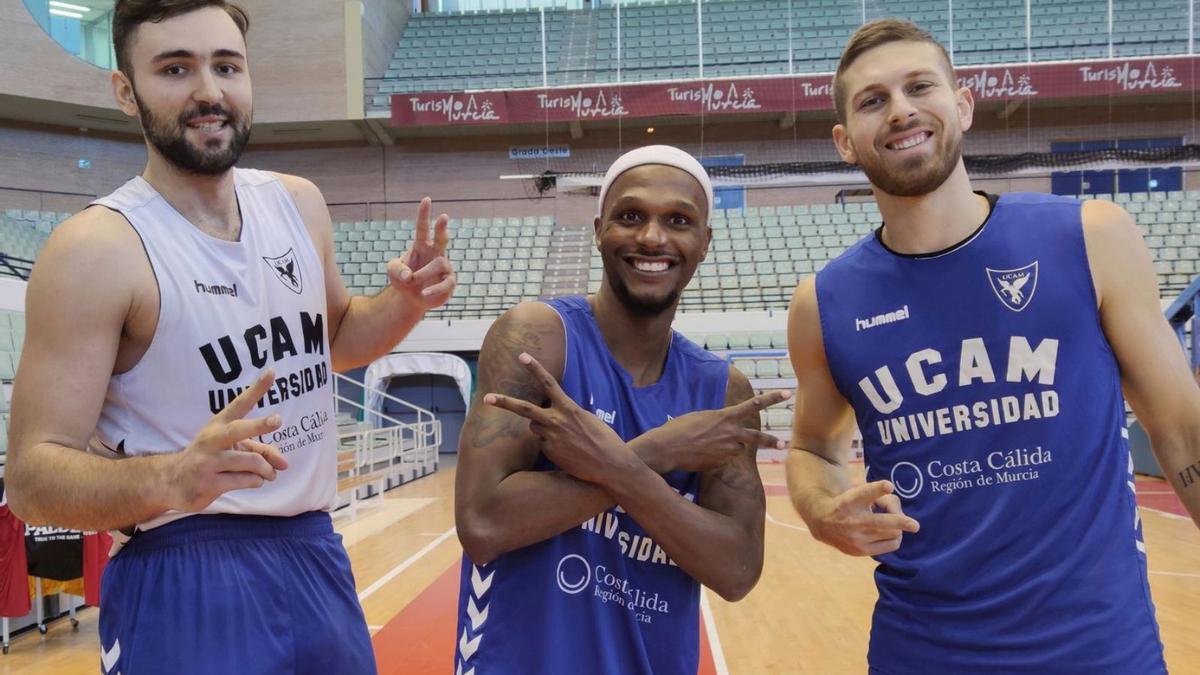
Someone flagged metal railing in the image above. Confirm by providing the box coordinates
[0,254,33,281]
[331,372,441,491]
[1166,275,1200,371]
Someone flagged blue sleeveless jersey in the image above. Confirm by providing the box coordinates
[454,295,729,675]
[815,193,1165,674]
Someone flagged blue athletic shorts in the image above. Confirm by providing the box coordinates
[99,511,376,675]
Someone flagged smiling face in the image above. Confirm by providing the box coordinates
[832,40,973,198]
[594,164,711,317]
[114,6,252,175]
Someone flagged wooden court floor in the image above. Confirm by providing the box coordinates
[3,458,1199,674]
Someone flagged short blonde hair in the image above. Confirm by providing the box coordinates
[833,19,955,123]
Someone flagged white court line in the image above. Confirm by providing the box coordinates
[1140,505,1191,521]
[1149,570,1200,578]
[358,527,457,603]
[700,589,730,675]
[766,509,809,532]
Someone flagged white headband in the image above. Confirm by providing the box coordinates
[597,145,714,223]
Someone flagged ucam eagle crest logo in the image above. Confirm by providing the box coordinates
[986,261,1038,312]
[263,249,303,295]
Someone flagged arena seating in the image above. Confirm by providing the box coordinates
[369,0,1193,108]
[3,192,1197,320]
[335,215,554,320]
[0,195,1194,436]
[0,210,53,262]
[0,310,22,460]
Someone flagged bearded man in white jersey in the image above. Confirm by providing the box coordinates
[4,2,455,673]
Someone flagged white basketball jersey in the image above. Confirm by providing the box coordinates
[91,168,337,532]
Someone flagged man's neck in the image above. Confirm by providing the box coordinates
[874,163,990,256]
[590,288,677,388]
[141,150,241,241]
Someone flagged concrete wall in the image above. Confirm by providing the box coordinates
[362,0,411,79]
[0,0,358,123]
[0,0,113,110]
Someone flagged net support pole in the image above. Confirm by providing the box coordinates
[1107,0,1114,59]
[615,0,622,84]
[787,0,794,74]
[947,0,955,64]
[1025,0,1032,63]
[540,7,548,89]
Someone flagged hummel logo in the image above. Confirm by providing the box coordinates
[194,280,238,297]
[855,305,910,332]
[101,639,121,673]
[589,393,616,424]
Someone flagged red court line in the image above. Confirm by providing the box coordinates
[1135,477,1188,517]
[763,484,789,497]
[372,558,718,674]
[372,561,460,674]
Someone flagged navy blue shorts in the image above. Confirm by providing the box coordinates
[99,511,376,675]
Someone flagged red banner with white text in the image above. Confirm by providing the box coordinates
[391,56,1198,127]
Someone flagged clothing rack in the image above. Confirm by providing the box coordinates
[1,578,80,655]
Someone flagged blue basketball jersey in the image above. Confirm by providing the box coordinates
[454,295,729,675]
[815,193,1165,674]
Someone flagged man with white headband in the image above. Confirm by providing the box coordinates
[453,145,788,674]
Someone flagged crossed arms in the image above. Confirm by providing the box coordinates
[454,301,786,600]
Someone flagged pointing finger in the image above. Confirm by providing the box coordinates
[518,353,570,406]
[217,415,283,449]
[484,393,551,424]
[433,212,450,256]
[217,370,276,422]
[843,480,895,509]
[413,197,432,246]
[728,389,792,419]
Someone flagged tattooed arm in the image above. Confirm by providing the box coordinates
[455,302,640,563]
[1083,200,1200,528]
[596,368,768,601]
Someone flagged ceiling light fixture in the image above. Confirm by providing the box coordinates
[49,1,91,12]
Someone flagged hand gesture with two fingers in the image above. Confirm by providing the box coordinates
[484,353,630,485]
[164,370,290,513]
[810,480,921,556]
[388,197,455,309]
[642,390,792,473]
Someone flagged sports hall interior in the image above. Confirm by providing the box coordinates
[0,0,1199,673]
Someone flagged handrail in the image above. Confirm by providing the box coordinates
[332,372,441,450]
[1165,275,1200,371]
[336,371,435,418]
[0,254,33,281]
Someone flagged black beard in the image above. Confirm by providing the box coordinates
[860,128,962,198]
[133,90,251,176]
[600,254,681,317]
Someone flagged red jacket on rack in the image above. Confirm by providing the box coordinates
[82,530,112,606]
[0,478,31,618]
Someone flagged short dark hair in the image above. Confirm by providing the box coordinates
[112,0,250,76]
[833,19,955,123]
